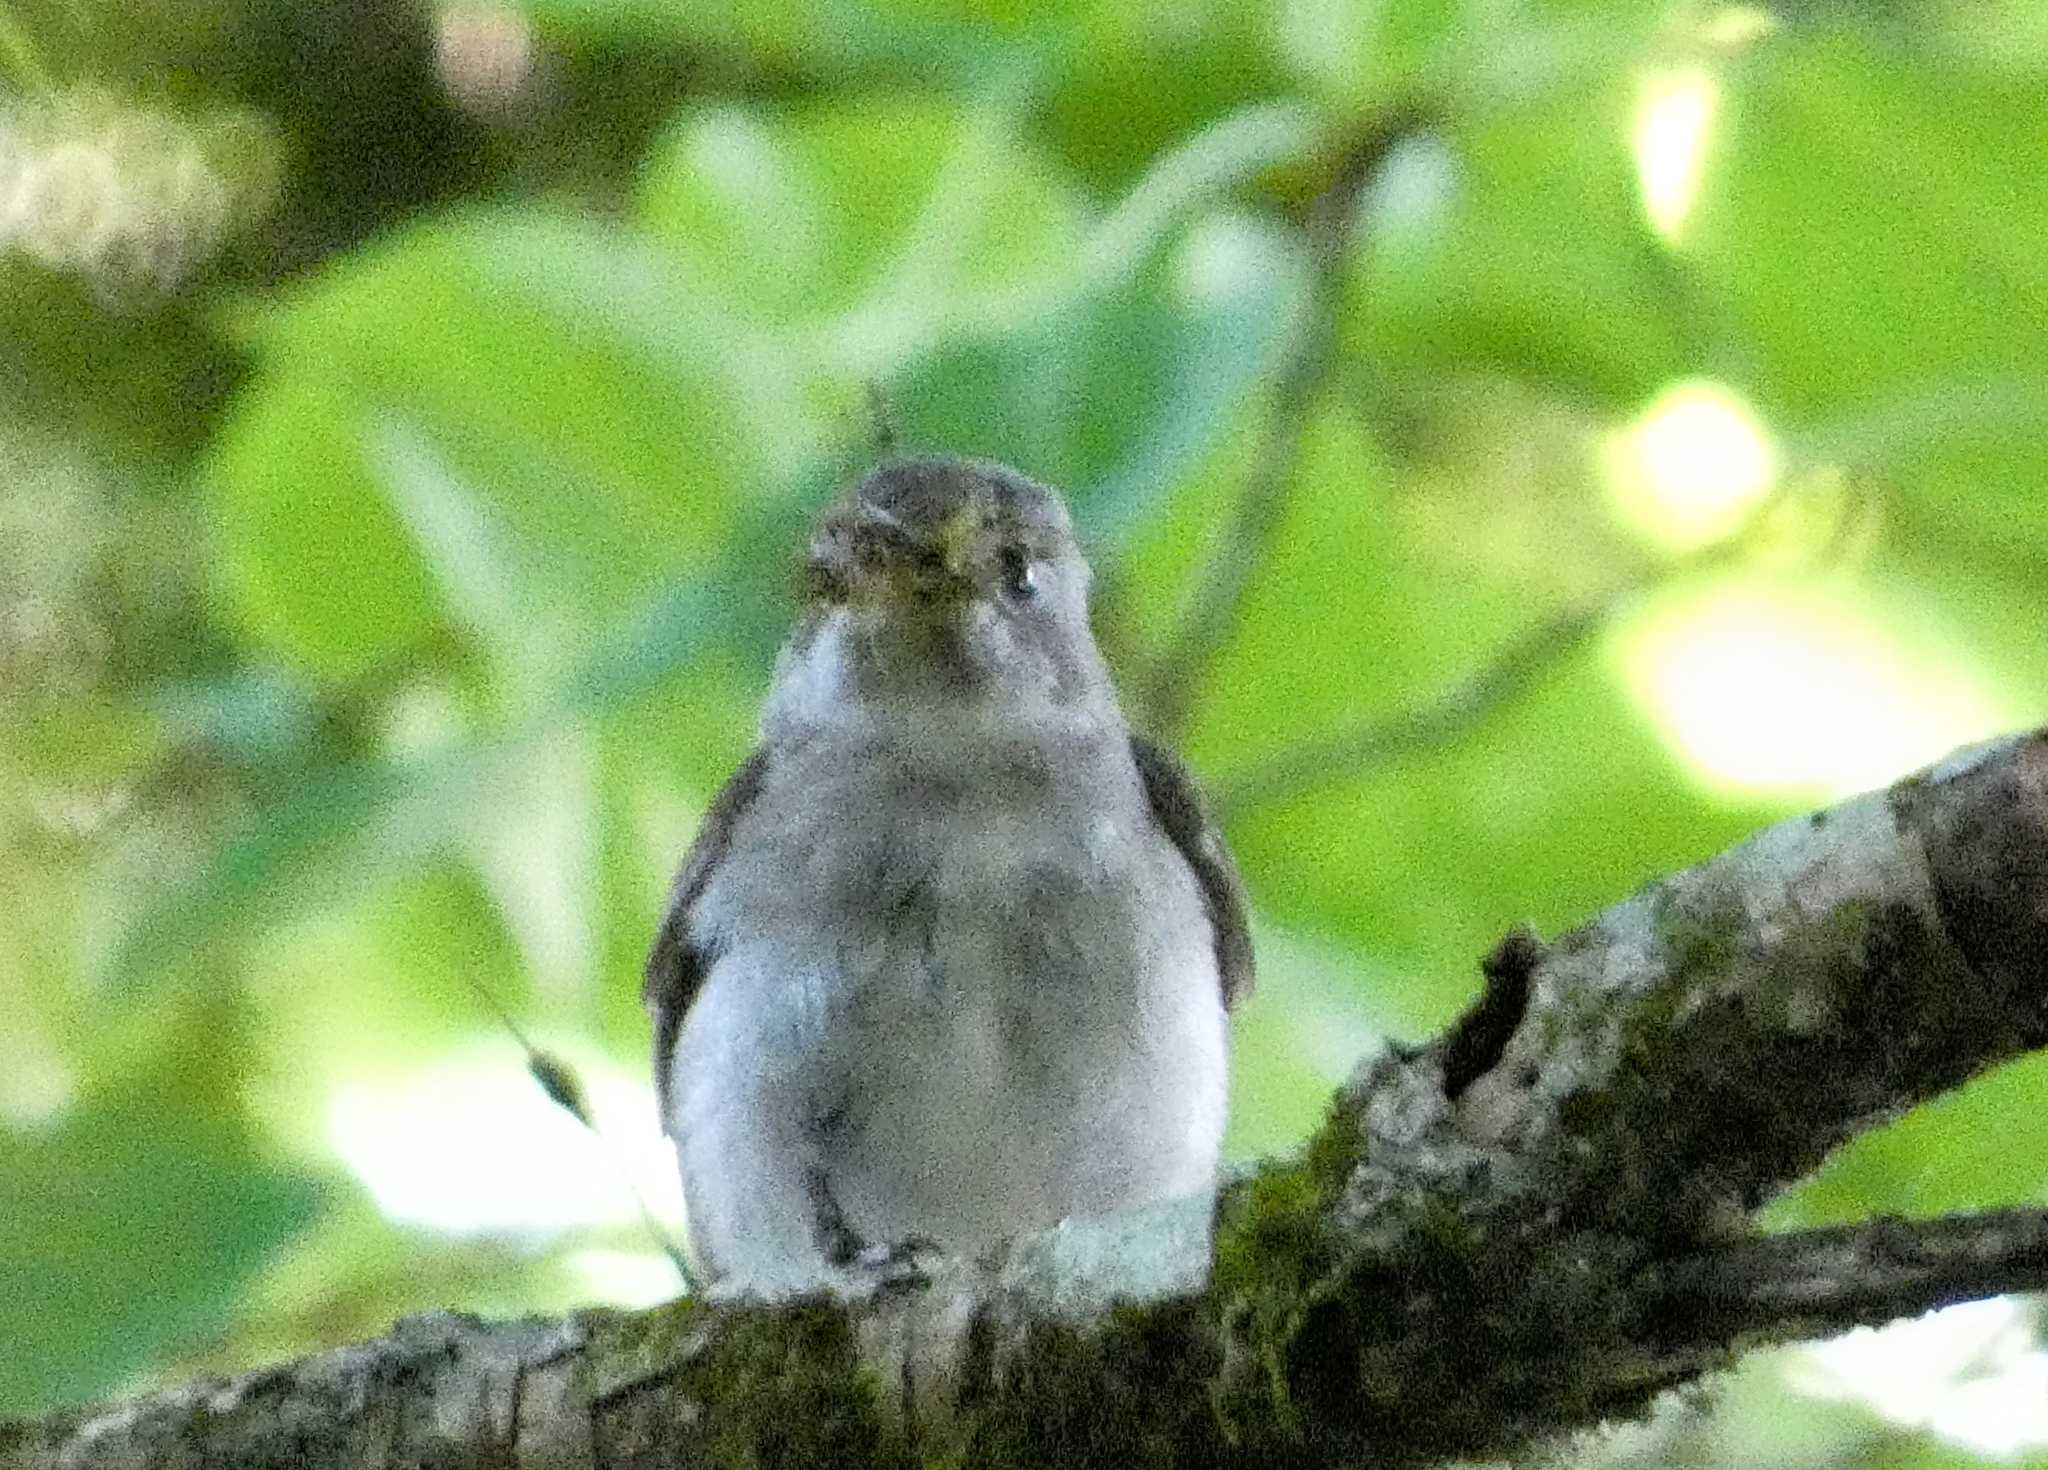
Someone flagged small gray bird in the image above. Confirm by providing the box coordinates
[645,454,1252,1290]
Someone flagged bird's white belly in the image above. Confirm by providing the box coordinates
[811,805,1223,1250]
[671,755,1228,1278]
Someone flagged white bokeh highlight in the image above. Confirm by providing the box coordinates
[1633,65,1720,243]
[1793,1298,2048,1458]
[327,1044,684,1243]
[1602,378,1781,554]
[1616,586,2011,802]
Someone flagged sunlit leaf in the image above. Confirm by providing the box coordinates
[111,581,741,989]
[208,213,774,680]
[1348,82,1699,406]
[1694,33,2048,548]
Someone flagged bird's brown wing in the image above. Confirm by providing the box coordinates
[1129,734,1255,1009]
[644,748,770,1123]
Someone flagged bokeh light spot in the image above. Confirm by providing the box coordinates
[1633,65,1719,242]
[564,1248,683,1308]
[1794,1298,2048,1459]
[1616,586,2010,801]
[1603,378,1781,554]
[327,1046,683,1243]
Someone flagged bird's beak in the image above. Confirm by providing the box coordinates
[932,503,979,582]
[854,500,980,602]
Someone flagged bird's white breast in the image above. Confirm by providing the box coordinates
[667,700,1228,1283]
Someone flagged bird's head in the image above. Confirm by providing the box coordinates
[764,455,1116,733]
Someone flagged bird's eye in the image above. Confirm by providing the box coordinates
[1000,546,1037,600]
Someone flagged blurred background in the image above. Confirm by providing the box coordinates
[2,0,2046,1463]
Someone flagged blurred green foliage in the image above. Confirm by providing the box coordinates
[2,1,2047,1465]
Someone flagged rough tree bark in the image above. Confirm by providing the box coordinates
[7,728,2046,1470]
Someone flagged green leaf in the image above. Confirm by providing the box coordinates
[1186,408,1775,1026]
[1275,0,1475,108]
[1349,83,1698,406]
[1040,1,1290,191]
[1697,33,2048,417]
[0,1008,320,1414]
[639,95,1313,555]
[638,94,1086,342]
[522,0,1086,69]
[111,580,741,989]
[883,104,1316,552]
[1694,32,2048,546]
[1276,0,1667,112]
[208,212,772,681]
[886,212,1309,553]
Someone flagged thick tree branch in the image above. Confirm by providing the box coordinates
[1658,1208,2048,1355]
[7,727,2047,1470]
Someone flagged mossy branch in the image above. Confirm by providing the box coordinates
[7,728,2047,1470]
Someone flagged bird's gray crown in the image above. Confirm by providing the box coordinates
[851,456,1073,549]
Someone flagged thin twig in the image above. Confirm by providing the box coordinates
[1139,112,1427,738]
[460,973,698,1293]
[1212,588,1626,819]
[1658,1209,2048,1353]
[1209,455,1882,820]
[864,380,898,460]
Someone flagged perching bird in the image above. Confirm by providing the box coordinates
[645,453,1252,1290]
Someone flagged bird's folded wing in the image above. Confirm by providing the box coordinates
[644,747,771,1122]
[1129,734,1256,1009]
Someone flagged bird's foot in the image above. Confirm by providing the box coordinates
[836,1235,943,1297]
